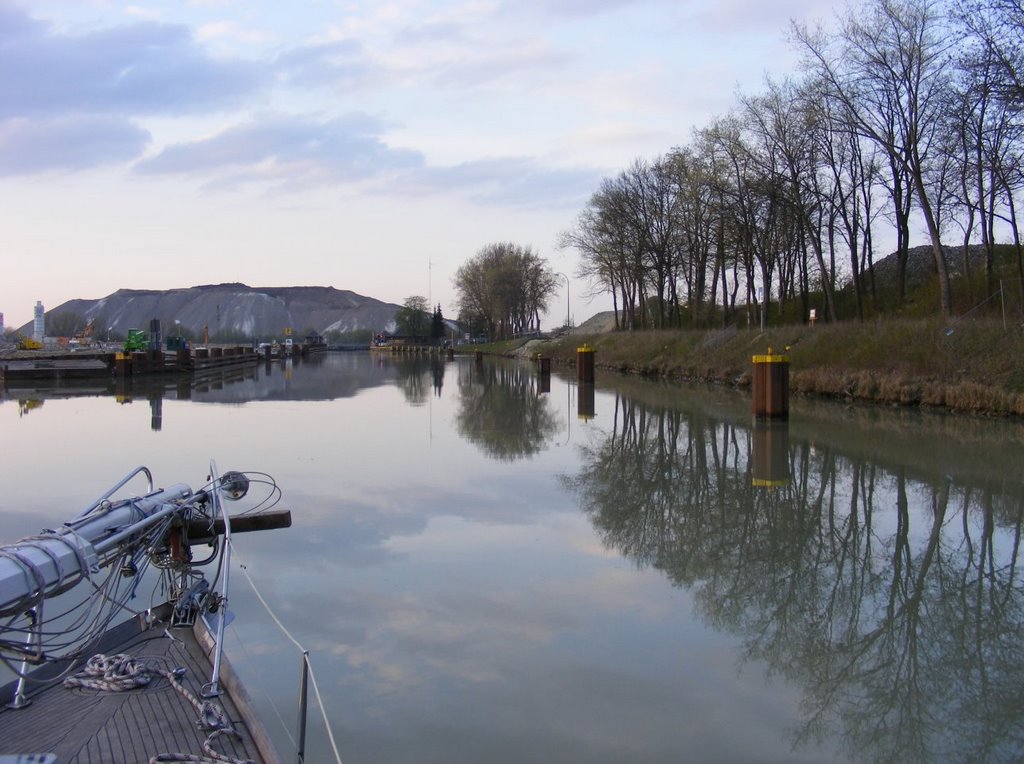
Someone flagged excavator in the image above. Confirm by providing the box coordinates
[123,328,148,352]
[68,319,95,348]
[74,319,94,344]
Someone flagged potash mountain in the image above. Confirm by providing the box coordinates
[33,284,405,339]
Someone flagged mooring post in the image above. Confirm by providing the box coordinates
[752,346,790,420]
[576,344,594,384]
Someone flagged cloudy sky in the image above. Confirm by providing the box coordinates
[0,0,838,329]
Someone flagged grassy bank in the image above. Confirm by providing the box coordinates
[471,318,1024,417]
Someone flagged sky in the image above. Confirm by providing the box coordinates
[0,0,840,330]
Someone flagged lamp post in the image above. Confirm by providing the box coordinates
[559,272,570,331]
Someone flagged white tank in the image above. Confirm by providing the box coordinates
[33,300,45,341]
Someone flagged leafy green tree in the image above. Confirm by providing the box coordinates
[394,295,431,339]
[453,242,558,340]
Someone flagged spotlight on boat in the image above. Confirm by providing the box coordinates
[218,471,250,500]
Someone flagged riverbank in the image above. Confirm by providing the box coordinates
[475,318,1024,417]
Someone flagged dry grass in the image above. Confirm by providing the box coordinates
[492,317,1024,417]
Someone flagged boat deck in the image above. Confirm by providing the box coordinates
[0,607,278,764]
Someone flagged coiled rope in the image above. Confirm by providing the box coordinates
[63,653,254,764]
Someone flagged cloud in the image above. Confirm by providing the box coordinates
[0,4,263,119]
[136,113,425,189]
[687,0,829,35]
[403,158,601,209]
[393,20,468,46]
[135,111,598,207]
[274,39,376,91]
[498,0,660,19]
[0,2,603,203]
[196,19,271,45]
[426,42,569,90]
[0,116,151,175]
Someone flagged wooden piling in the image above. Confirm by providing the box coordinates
[576,344,595,384]
[752,347,789,419]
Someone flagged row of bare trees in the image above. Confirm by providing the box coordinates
[563,0,1024,329]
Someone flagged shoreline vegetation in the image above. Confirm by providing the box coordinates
[473,318,1024,418]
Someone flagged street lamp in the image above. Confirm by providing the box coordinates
[559,272,570,331]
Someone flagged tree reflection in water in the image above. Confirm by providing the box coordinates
[564,392,1024,763]
[456,362,561,461]
[391,356,444,406]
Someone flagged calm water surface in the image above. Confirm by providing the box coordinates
[2,352,1022,763]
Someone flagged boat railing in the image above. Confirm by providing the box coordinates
[231,542,344,764]
[75,465,154,520]
[203,459,232,699]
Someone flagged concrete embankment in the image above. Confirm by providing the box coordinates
[482,319,1024,418]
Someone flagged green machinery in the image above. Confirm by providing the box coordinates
[123,329,148,352]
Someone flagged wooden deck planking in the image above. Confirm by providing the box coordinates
[0,613,271,764]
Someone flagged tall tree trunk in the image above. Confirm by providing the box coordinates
[913,173,953,317]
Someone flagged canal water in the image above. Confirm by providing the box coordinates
[1,351,1022,763]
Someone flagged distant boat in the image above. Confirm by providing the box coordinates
[0,463,293,763]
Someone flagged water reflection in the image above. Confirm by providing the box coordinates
[564,389,1024,762]
[391,355,448,405]
[455,362,561,460]
[6,355,1023,761]
[1,353,401,429]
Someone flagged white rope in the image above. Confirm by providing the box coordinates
[63,653,154,691]
[226,622,298,750]
[231,543,344,764]
[231,549,303,652]
[64,653,254,764]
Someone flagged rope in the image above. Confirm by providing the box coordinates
[149,728,255,764]
[64,653,254,764]
[63,653,154,691]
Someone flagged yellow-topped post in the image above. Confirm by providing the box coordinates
[577,344,595,384]
[752,346,790,419]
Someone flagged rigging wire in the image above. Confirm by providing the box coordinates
[231,542,344,764]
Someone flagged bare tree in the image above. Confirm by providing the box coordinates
[795,0,957,316]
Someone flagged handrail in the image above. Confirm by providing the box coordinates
[75,465,154,520]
